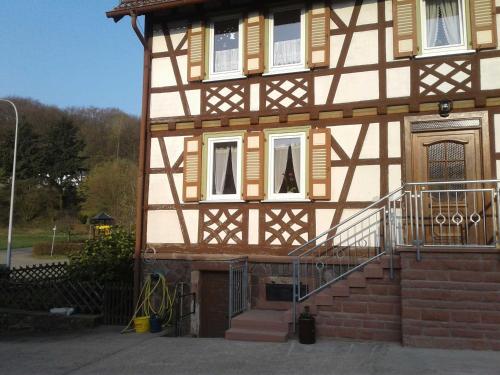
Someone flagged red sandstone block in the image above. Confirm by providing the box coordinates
[403,325,422,336]
[342,302,368,314]
[481,312,500,324]
[449,271,483,283]
[484,331,500,340]
[363,320,385,329]
[451,311,481,323]
[368,302,398,315]
[422,327,451,337]
[347,273,366,288]
[450,328,484,339]
[401,307,421,320]
[421,309,450,322]
[363,264,384,279]
[315,294,334,306]
[372,330,402,342]
[329,282,350,297]
[482,272,500,283]
[342,319,363,328]
[384,322,402,331]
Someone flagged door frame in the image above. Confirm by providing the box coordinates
[403,111,492,183]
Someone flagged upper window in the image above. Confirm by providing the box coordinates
[208,18,243,80]
[421,0,467,55]
[206,136,242,201]
[269,7,306,74]
[267,132,306,201]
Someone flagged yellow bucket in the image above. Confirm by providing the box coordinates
[134,316,150,333]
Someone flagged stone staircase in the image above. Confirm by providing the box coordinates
[225,255,400,342]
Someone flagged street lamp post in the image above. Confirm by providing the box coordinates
[0,99,19,269]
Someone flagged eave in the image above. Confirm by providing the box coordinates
[106,0,209,22]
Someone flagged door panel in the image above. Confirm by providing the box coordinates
[199,271,229,338]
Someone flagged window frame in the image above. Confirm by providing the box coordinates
[206,135,243,201]
[419,0,469,56]
[268,6,307,75]
[207,15,244,81]
[267,131,307,201]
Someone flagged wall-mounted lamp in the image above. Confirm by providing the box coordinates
[438,99,453,117]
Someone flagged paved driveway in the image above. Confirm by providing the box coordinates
[0,327,499,375]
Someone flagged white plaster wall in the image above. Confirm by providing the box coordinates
[332,0,354,26]
[388,164,402,192]
[334,70,379,103]
[164,136,185,165]
[173,174,184,204]
[147,210,184,244]
[329,124,362,158]
[151,58,176,87]
[347,165,380,201]
[177,55,188,84]
[357,0,378,25]
[330,35,346,68]
[331,166,348,201]
[315,209,336,236]
[186,90,201,116]
[148,174,173,204]
[387,121,401,158]
[150,92,184,118]
[385,28,395,62]
[386,67,411,98]
[495,114,500,153]
[480,57,500,90]
[248,209,259,245]
[314,75,334,105]
[345,30,379,67]
[152,25,167,53]
[385,0,393,21]
[150,138,164,169]
[359,123,379,159]
[183,210,199,243]
[250,84,260,111]
[168,22,188,51]
[497,15,500,51]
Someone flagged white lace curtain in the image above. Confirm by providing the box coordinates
[426,0,461,48]
[213,143,237,195]
[214,48,239,72]
[273,39,301,66]
[273,143,301,193]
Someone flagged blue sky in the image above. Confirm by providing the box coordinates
[0,1,143,116]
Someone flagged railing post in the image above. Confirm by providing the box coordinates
[292,258,298,334]
[413,187,422,261]
[385,203,394,280]
[228,261,233,329]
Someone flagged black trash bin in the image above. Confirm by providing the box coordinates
[298,306,315,344]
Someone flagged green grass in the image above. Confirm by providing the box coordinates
[0,228,88,251]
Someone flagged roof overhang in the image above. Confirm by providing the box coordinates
[106,0,209,22]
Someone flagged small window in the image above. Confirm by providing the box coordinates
[268,132,306,200]
[209,18,243,80]
[421,0,467,55]
[269,7,306,74]
[207,136,242,200]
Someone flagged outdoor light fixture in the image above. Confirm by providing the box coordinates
[438,99,453,117]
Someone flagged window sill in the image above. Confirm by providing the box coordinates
[200,199,246,204]
[416,49,475,59]
[261,198,311,203]
[262,68,310,77]
[203,74,247,83]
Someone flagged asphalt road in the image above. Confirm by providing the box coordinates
[0,327,499,375]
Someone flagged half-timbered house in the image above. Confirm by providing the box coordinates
[107,0,500,349]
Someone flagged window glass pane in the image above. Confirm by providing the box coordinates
[273,9,301,66]
[427,141,466,197]
[425,0,462,48]
[212,141,237,195]
[273,137,301,194]
[213,19,239,73]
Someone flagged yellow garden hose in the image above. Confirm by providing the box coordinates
[121,273,177,334]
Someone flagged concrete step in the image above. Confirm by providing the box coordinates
[230,310,288,331]
[225,327,288,342]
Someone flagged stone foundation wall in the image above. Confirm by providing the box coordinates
[400,251,500,351]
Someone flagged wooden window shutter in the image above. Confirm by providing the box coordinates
[307,2,330,68]
[309,128,331,200]
[392,0,418,58]
[183,137,202,202]
[470,0,497,50]
[242,132,264,200]
[244,12,265,75]
[188,21,205,81]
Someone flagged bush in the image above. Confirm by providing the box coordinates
[68,228,134,283]
[32,242,83,256]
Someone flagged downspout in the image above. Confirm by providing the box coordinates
[131,11,151,303]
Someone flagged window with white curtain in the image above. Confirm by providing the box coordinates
[269,7,306,74]
[207,136,242,200]
[268,133,306,200]
[421,0,467,55]
[209,18,242,79]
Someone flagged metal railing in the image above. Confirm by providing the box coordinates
[228,257,249,328]
[290,179,500,324]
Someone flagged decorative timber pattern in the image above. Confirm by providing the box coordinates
[262,208,312,246]
[418,60,473,96]
[264,78,309,110]
[204,84,248,115]
[200,208,246,245]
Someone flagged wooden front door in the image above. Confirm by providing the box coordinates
[409,129,490,245]
[199,271,229,338]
